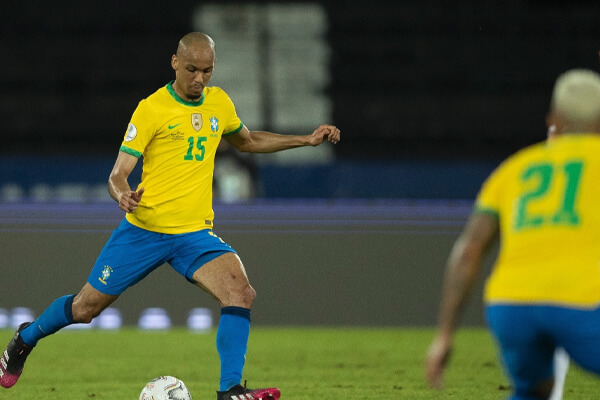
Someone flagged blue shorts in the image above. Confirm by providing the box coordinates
[486,304,600,398]
[88,219,236,295]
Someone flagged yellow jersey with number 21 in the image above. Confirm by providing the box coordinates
[119,82,243,234]
[476,134,600,307]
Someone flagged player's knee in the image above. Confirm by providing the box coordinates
[245,284,257,305]
[227,284,256,308]
[71,300,103,324]
[238,284,256,308]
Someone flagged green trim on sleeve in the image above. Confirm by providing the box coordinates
[222,122,244,137]
[119,145,142,158]
[474,205,500,219]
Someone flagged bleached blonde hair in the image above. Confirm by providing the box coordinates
[551,69,600,125]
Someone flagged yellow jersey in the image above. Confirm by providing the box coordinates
[477,134,600,307]
[119,82,243,234]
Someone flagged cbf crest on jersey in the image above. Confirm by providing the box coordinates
[191,113,202,131]
[209,115,219,132]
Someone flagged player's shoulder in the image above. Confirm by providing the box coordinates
[135,85,169,109]
[479,141,546,192]
[493,134,600,176]
[205,86,231,99]
[204,86,236,110]
[206,85,224,93]
[560,133,600,152]
[512,140,546,161]
[144,85,171,103]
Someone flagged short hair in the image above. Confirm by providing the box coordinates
[177,32,215,56]
[551,69,600,124]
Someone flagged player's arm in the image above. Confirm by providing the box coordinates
[108,151,145,213]
[224,124,340,153]
[425,211,499,389]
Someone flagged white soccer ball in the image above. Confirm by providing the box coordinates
[138,376,192,400]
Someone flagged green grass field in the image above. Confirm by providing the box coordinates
[0,327,598,399]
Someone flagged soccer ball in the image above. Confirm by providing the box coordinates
[139,376,192,400]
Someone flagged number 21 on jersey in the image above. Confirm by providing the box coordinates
[514,160,584,230]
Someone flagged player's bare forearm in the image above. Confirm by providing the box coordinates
[108,173,131,203]
[226,124,340,153]
[426,214,496,389]
[108,150,143,212]
[109,174,144,213]
[435,213,499,335]
[237,130,311,153]
[436,238,483,335]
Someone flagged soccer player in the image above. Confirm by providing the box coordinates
[0,32,340,400]
[425,69,600,399]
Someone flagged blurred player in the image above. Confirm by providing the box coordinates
[425,69,600,399]
[0,32,340,400]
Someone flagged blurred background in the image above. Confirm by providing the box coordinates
[0,0,598,328]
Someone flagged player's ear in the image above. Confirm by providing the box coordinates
[546,112,567,140]
[546,113,554,129]
[171,54,179,71]
[546,114,557,140]
[546,113,558,131]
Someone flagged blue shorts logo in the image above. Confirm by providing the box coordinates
[99,265,113,285]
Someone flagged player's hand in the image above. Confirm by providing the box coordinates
[119,187,145,213]
[307,124,341,146]
[425,333,453,390]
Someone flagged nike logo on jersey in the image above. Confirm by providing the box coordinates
[168,123,182,129]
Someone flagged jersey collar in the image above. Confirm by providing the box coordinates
[166,81,205,106]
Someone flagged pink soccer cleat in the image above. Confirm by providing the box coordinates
[0,322,33,389]
[217,381,281,400]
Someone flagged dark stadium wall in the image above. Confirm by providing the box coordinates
[2,1,599,160]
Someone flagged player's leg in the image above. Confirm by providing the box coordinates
[18,219,160,346]
[20,294,76,347]
[0,284,118,389]
[18,284,119,347]
[169,229,279,399]
[72,283,120,323]
[192,253,256,389]
[192,252,256,307]
[192,253,279,400]
[0,244,127,389]
[1,219,168,389]
[173,229,255,392]
[486,304,555,400]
